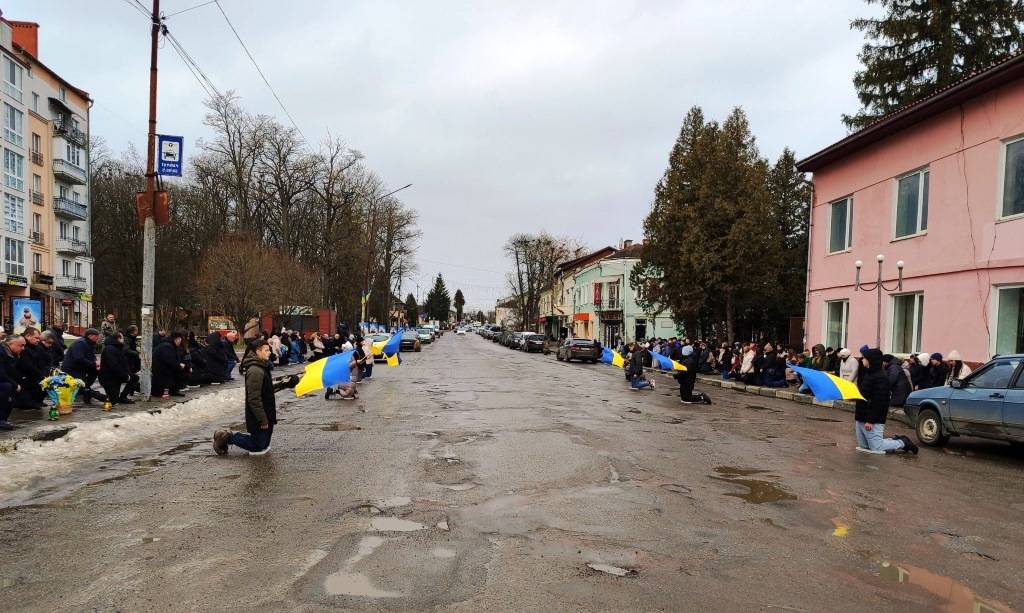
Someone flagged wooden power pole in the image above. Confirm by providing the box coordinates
[139,0,161,398]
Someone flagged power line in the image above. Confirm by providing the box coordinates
[165,29,222,98]
[212,0,309,144]
[165,0,217,18]
[120,0,150,19]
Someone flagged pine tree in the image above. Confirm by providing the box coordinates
[844,0,1024,130]
[424,274,451,322]
[453,289,466,322]
[404,293,419,327]
[475,310,486,324]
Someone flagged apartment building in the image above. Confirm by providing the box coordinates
[798,53,1024,363]
[1,14,92,333]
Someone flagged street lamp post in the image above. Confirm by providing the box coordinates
[854,254,905,349]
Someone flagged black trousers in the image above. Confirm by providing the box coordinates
[0,382,12,421]
[102,374,139,403]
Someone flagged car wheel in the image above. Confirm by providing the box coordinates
[915,408,949,447]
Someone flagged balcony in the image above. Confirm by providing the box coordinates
[30,150,43,166]
[56,237,89,256]
[53,196,88,221]
[53,159,86,185]
[55,275,87,292]
[29,231,45,246]
[595,297,624,312]
[53,121,86,147]
[30,190,44,205]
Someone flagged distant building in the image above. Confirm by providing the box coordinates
[494,297,516,329]
[1,13,93,333]
[798,52,1024,362]
[538,246,617,340]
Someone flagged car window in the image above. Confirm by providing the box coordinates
[967,360,1020,389]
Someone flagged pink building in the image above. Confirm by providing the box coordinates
[798,54,1024,364]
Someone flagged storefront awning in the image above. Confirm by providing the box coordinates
[36,288,80,303]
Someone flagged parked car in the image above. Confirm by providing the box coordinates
[400,331,422,352]
[416,328,434,344]
[904,354,1024,448]
[497,330,515,345]
[557,338,603,363]
[455,328,467,336]
[507,332,526,349]
[522,333,545,353]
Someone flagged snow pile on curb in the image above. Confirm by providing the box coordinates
[0,388,243,503]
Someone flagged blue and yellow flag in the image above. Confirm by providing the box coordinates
[789,364,864,402]
[649,351,687,371]
[382,332,402,367]
[294,349,355,396]
[600,347,626,368]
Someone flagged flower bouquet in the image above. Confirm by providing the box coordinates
[40,370,85,420]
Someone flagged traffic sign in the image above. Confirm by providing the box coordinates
[157,134,184,176]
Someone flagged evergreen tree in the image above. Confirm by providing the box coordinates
[454,289,466,322]
[404,293,419,327]
[424,274,451,322]
[844,0,1024,129]
[475,310,486,324]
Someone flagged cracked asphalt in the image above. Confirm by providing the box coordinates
[1,334,1022,612]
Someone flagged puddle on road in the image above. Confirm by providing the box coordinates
[322,423,361,431]
[132,458,165,468]
[370,517,425,532]
[747,405,785,414]
[879,561,1010,612]
[714,466,769,477]
[586,563,636,577]
[378,496,411,508]
[324,536,402,598]
[711,467,795,504]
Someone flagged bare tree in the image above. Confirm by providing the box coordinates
[505,233,583,330]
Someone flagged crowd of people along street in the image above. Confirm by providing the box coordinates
[0,312,379,432]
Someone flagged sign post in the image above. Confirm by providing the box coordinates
[157,134,183,177]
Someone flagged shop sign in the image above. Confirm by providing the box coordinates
[78,293,93,302]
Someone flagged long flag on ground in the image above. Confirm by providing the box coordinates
[649,351,687,372]
[381,332,402,367]
[600,347,626,368]
[295,349,356,396]
[788,364,864,402]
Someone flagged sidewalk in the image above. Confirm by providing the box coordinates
[0,362,306,453]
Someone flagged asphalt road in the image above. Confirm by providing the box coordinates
[1,334,1022,612]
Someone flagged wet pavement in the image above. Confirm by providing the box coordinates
[0,335,1023,611]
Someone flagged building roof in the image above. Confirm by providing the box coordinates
[797,51,1024,173]
[556,246,616,274]
[10,41,91,103]
[605,241,643,260]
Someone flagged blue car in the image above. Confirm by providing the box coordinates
[904,354,1024,447]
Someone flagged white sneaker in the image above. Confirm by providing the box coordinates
[341,396,355,400]
[249,446,271,456]
[855,446,885,455]
[211,382,222,386]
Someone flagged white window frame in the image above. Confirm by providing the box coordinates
[823,299,849,349]
[892,167,929,240]
[32,252,41,273]
[2,56,23,102]
[991,283,1024,356]
[3,103,23,148]
[4,237,25,277]
[3,193,24,234]
[890,292,924,355]
[998,134,1024,221]
[31,92,39,113]
[4,148,24,191]
[827,197,853,254]
[61,259,70,276]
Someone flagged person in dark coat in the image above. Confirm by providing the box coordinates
[674,345,700,402]
[123,325,141,374]
[152,333,186,397]
[627,341,653,390]
[39,330,61,372]
[47,320,67,366]
[212,340,298,456]
[883,354,912,407]
[61,328,106,404]
[761,344,787,388]
[221,332,238,381]
[925,353,950,389]
[0,336,25,429]
[854,348,916,454]
[909,353,929,390]
[204,332,228,384]
[99,333,138,405]
[17,328,48,408]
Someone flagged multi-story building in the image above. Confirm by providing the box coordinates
[1,14,93,333]
[797,53,1024,363]
[570,241,684,345]
[538,246,616,340]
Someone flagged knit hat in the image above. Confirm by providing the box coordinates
[859,344,870,355]
[681,345,694,357]
[838,348,851,358]
[84,328,100,337]
[947,350,962,361]
[882,354,895,363]
[930,352,943,362]
[917,353,930,365]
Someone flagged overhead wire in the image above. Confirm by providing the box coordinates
[164,0,217,18]
[120,0,151,19]
[211,0,309,144]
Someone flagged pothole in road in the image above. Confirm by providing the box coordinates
[805,416,844,423]
[710,476,796,504]
[660,484,691,495]
[586,563,637,577]
[434,482,477,491]
[322,423,361,431]
[324,536,403,598]
[714,466,768,477]
[370,517,426,532]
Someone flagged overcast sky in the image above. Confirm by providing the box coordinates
[7,0,878,312]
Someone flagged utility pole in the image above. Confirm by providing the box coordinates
[139,0,161,398]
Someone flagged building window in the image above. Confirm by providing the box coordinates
[1002,137,1024,219]
[66,143,81,167]
[75,262,83,278]
[31,212,40,234]
[891,293,924,354]
[607,281,620,307]
[3,193,24,234]
[59,221,69,239]
[894,169,928,238]
[828,197,852,253]
[3,103,23,147]
[32,252,41,273]
[59,87,67,102]
[31,92,39,113]
[2,56,22,101]
[61,259,70,276]
[72,225,80,241]
[4,149,24,191]
[4,237,24,277]
[995,285,1024,354]
[32,173,41,193]
[825,299,849,349]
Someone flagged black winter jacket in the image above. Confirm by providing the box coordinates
[19,342,50,387]
[152,339,182,377]
[856,351,891,424]
[61,337,97,378]
[886,363,911,407]
[242,354,276,432]
[47,326,67,364]
[0,345,20,388]
[204,332,227,379]
[99,336,131,385]
[925,363,950,389]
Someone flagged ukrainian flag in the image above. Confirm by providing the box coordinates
[382,332,403,367]
[600,347,626,368]
[788,364,865,402]
[294,349,356,396]
[649,351,687,371]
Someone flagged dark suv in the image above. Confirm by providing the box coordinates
[556,338,603,363]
